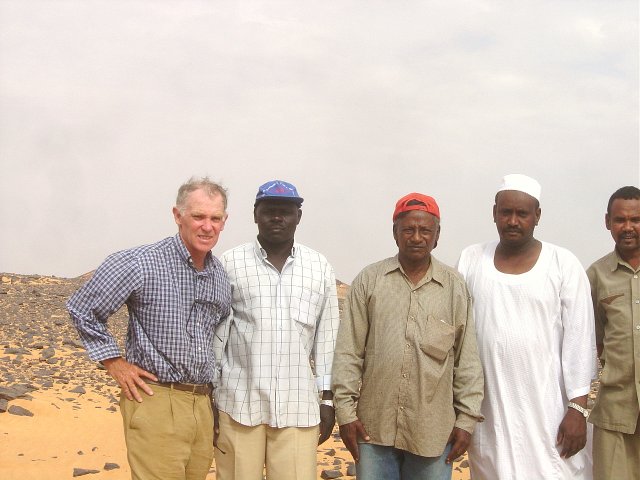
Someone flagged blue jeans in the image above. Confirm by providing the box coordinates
[356,443,453,480]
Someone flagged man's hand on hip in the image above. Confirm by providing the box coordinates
[102,357,158,402]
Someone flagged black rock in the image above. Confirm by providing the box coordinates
[346,463,356,476]
[70,386,86,395]
[63,338,84,348]
[72,468,100,477]
[40,347,55,359]
[326,448,336,456]
[0,398,8,412]
[8,405,34,417]
[4,347,29,355]
[0,386,24,401]
[103,463,120,471]
[320,470,343,479]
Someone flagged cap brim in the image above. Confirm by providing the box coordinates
[254,197,304,205]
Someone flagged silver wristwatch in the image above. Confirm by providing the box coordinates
[567,402,589,418]
[320,399,334,407]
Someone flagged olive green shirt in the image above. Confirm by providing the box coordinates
[332,256,484,458]
[587,250,640,434]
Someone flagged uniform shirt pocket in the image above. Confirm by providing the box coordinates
[418,315,456,362]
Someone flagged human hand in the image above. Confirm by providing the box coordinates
[446,427,471,464]
[318,404,336,445]
[338,419,370,463]
[556,409,587,458]
[102,357,157,402]
[213,405,225,453]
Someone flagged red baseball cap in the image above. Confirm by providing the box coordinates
[393,193,440,221]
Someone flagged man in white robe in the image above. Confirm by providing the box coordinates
[457,174,596,479]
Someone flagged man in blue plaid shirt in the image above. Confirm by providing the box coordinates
[67,177,231,480]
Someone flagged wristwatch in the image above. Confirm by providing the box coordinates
[320,399,334,407]
[567,402,589,418]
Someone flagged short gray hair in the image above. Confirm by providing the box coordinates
[176,177,228,212]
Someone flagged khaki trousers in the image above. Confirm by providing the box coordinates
[215,410,319,480]
[592,417,640,480]
[120,384,214,480]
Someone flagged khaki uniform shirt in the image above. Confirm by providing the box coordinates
[587,250,640,434]
[332,256,484,458]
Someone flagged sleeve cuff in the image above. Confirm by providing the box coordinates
[335,405,359,426]
[454,411,482,434]
[316,374,332,391]
[566,385,591,401]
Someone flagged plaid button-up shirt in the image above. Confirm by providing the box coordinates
[67,234,231,384]
[215,240,340,428]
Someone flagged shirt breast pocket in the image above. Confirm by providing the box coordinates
[289,284,323,326]
[599,291,625,315]
[194,293,223,331]
[418,315,455,362]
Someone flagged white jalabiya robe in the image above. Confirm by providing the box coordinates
[457,241,597,480]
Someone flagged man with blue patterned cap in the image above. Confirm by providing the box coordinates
[457,174,597,479]
[214,180,340,480]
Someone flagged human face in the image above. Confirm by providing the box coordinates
[493,190,541,248]
[173,189,227,261]
[254,200,301,246]
[393,210,440,266]
[606,198,640,259]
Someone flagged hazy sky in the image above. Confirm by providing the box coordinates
[1,1,638,284]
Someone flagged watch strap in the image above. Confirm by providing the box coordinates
[567,402,589,418]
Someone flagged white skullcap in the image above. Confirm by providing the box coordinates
[497,174,541,201]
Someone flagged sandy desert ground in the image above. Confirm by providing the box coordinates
[0,273,471,479]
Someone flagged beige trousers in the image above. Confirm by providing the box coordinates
[592,416,640,480]
[215,410,319,480]
[120,384,214,480]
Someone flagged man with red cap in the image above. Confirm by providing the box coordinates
[332,193,484,479]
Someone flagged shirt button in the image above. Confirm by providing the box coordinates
[635,275,638,279]
[402,373,407,378]
[636,325,640,330]
[406,343,411,348]
[636,300,640,304]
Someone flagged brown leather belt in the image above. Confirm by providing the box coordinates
[150,381,212,396]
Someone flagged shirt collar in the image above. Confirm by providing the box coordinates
[610,249,640,273]
[383,255,445,288]
[253,238,297,260]
[172,233,214,271]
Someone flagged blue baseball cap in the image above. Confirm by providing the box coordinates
[255,180,304,206]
